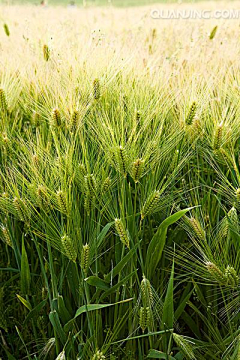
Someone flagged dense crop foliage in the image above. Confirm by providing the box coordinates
[0,4,240,359]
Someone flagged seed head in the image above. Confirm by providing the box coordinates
[116,146,129,177]
[3,23,10,36]
[52,108,61,127]
[1,226,12,247]
[224,265,239,287]
[93,79,100,100]
[84,174,97,193]
[43,44,50,61]
[13,197,30,223]
[209,25,218,40]
[55,350,66,360]
[141,275,153,307]
[70,110,79,132]
[187,217,206,242]
[173,333,196,360]
[84,193,95,215]
[0,88,8,113]
[92,350,105,360]
[185,102,197,126]
[139,306,151,332]
[36,185,50,212]
[206,262,225,284]
[101,176,111,194]
[80,243,90,274]
[135,110,141,123]
[56,190,68,214]
[141,190,160,219]
[123,95,128,112]
[132,158,145,183]
[61,235,76,262]
[236,189,240,203]
[32,111,40,127]
[115,218,130,248]
[213,122,223,150]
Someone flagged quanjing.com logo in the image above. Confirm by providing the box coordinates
[150,9,240,19]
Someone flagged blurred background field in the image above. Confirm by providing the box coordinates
[0,0,234,7]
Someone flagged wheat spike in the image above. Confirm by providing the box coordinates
[1,226,12,247]
[217,217,228,241]
[123,94,128,112]
[70,110,79,132]
[141,190,160,219]
[213,122,223,150]
[36,185,50,212]
[206,262,225,284]
[228,207,238,229]
[84,193,95,215]
[43,44,50,61]
[61,235,76,262]
[13,197,30,223]
[141,275,153,307]
[101,176,111,194]
[115,218,130,248]
[56,190,68,214]
[188,217,206,241]
[3,23,10,36]
[0,88,8,113]
[139,306,151,332]
[116,145,129,177]
[132,158,145,183]
[224,266,239,287]
[32,111,40,127]
[92,350,106,360]
[135,110,141,123]
[52,108,61,127]
[93,79,100,100]
[80,243,90,274]
[209,26,218,40]
[55,350,66,360]
[173,333,196,360]
[185,102,197,125]
[236,189,240,203]
[84,174,97,193]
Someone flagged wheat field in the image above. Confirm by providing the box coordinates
[0,2,240,359]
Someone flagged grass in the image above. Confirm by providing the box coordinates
[0,2,240,359]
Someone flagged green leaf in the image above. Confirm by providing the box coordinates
[147,349,176,359]
[161,262,174,351]
[85,276,110,290]
[3,348,17,360]
[57,295,72,324]
[96,222,113,248]
[105,242,140,282]
[20,237,31,295]
[49,310,67,345]
[111,329,172,344]
[100,270,137,300]
[23,299,47,325]
[146,208,193,279]
[175,287,193,321]
[64,298,133,332]
[16,294,32,311]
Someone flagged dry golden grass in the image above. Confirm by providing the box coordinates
[1,1,240,78]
